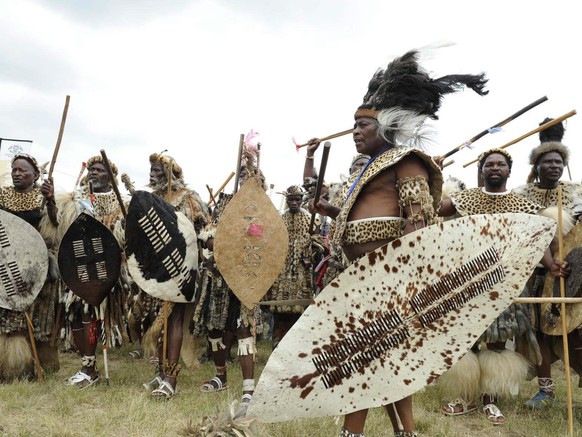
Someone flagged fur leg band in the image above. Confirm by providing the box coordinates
[81,355,96,368]
[164,362,182,378]
[479,349,531,396]
[209,337,225,352]
[242,378,255,392]
[237,336,256,356]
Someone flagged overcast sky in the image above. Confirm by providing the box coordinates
[1,0,580,209]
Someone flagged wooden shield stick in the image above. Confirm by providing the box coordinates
[557,187,574,437]
[99,150,127,219]
[233,134,245,194]
[24,312,43,383]
[441,95,548,160]
[309,141,331,234]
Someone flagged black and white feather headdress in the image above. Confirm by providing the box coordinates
[356,46,489,147]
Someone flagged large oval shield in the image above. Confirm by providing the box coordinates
[58,213,121,307]
[214,178,289,309]
[0,209,48,311]
[247,213,556,422]
[125,191,198,303]
[541,222,582,335]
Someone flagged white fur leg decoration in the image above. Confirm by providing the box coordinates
[242,378,255,392]
[209,337,225,352]
[237,337,256,356]
[479,349,531,396]
[437,350,480,402]
[0,334,34,381]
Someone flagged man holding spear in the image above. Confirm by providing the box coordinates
[59,155,127,388]
[513,117,582,409]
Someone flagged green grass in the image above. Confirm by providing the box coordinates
[0,340,581,436]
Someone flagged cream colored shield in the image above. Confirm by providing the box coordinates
[214,178,289,309]
[541,222,582,335]
[247,213,555,422]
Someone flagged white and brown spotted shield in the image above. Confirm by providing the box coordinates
[214,178,288,309]
[247,213,556,422]
[125,190,198,303]
[0,209,49,311]
[58,213,121,307]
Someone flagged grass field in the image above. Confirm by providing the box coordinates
[0,340,581,437]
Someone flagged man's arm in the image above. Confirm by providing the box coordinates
[395,155,437,236]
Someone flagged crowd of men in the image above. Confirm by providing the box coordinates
[1,46,582,437]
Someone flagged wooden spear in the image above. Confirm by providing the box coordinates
[557,187,574,437]
[233,134,245,194]
[463,110,577,168]
[99,150,127,218]
[441,96,548,161]
[309,141,331,234]
[207,172,235,207]
[294,129,353,151]
[206,185,217,207]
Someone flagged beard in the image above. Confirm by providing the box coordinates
[484,174,507,189]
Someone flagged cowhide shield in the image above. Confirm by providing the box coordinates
[125,190,198,303]
[247,213,556,422]
[541,222,582,336]
[0,209,49,311]
[214,178,288,309]
[58,213,121,307]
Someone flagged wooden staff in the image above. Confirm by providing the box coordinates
[557,186,574,437]
[47,95,70,179]
[162,158,175,369]
[233,134,245,194]
[441,96,548,160]
[99,150,127,219]
[463,110,577,167]
[294,129,353,151]
[41,95,70,208]
[24,311,43,383]
[309,141,331,234]
[207,172,235,207]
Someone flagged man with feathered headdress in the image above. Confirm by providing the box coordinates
[312,45,488,437]
[513,118,582,410]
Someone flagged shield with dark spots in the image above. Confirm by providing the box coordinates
[58,213,121,307]
[214,178,288,309]
[541,222,582,335]
[125,191,198,303]
[0,209,49,311]
[247,213,556,422]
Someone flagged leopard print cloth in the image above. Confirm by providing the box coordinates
[264,208,314,314]
[513,181,582,218]
[449,188,542,216]
[343,218,404,246]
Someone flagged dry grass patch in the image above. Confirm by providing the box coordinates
[0,341,580,436]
